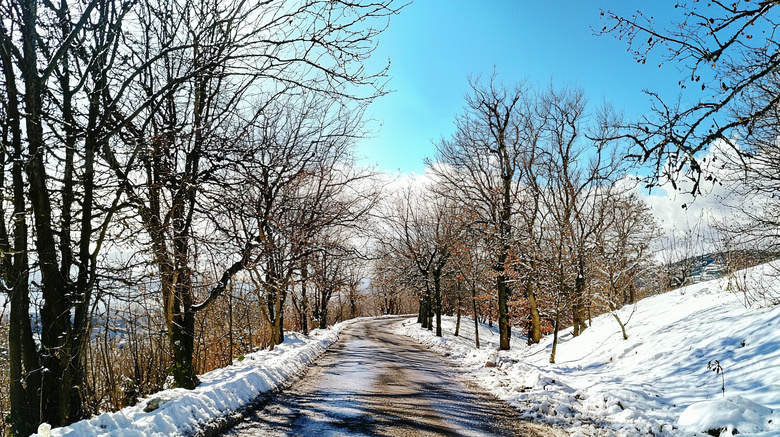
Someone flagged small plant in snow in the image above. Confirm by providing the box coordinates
[707,359,725,397]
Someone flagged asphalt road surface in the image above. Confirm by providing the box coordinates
[223,317,566,437]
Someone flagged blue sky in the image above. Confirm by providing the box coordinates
[356,1,682,174]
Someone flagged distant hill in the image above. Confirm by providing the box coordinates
[666,249,780,288]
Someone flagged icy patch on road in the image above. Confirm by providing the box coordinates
[395,261,780,436]
[34,318,365,437]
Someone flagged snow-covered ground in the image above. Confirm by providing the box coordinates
[33,319,363,437]
[28,262,780,437]
[395,262,780,437]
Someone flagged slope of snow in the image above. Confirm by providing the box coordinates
[395,262,780,437]
[33,319,362,437]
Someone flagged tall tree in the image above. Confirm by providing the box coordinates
[430,74,532,350]
[383,186,454,337]
[227,93,378,349]
[107,0,396,387]
[0,25,34,435]
[0,0,149,430]
[107,0,267,388]
[537,86,626,339]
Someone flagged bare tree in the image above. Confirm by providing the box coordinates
[106,0,263,388]
[223,92,379,349]
[105,0,397,387]
[507,111,547,345]
[377,183,455,336]
[429,74,533,350]
[291,235,362,334]
[538,86,627,341]
[601,2,780,193]
[309,244,351,331]
[0,0,400,429]
[593,192,660,340]
[709,83,780,268]
[370,246,420,317]
[0,0,155,430]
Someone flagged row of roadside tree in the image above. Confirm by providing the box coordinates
[0,0,401,434]
[373,77,662,362]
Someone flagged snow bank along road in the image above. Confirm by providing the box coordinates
[223,317,565,436]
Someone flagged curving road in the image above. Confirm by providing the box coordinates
[223,317,565,437]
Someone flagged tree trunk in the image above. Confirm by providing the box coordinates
[626,280,636,305]
[228,291,234,360]
[550,309,561,364]
[527,291,542,345]
[23,19,85,423]
[420,289,431,330]
[496,271,511,350]
[2,42,39,436]
[572,257,588,337]
[612,312,629,340]
[300,264,309,335]
[8,277,38,437]
[454,309,461,337]
[349,290,358,319]
[433,270,443,337]
[526,271,542,344]
[472,288,480,349]
[318,296,328,330]
[609,302,629,340]
[164,272,199,389]
[271,289,286,346]
[427,302,434,332]
[168,311,199,388]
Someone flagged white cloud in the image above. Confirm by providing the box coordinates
[633,139,756,255]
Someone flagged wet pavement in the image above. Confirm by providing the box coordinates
[223,317,565,436]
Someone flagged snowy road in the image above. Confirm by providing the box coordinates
[223,317,564,436]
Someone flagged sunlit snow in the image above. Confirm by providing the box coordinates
[29,262,780,437]
[32,320,361,437]
[396,261,780,436]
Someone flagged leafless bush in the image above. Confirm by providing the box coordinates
[193,283,267,374]
[83,299,171,414]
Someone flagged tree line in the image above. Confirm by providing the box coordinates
[0,0,401,434]
[373,76,662,362]
[374,0,780,369]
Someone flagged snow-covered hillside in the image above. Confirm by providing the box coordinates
[396,262,780,437]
